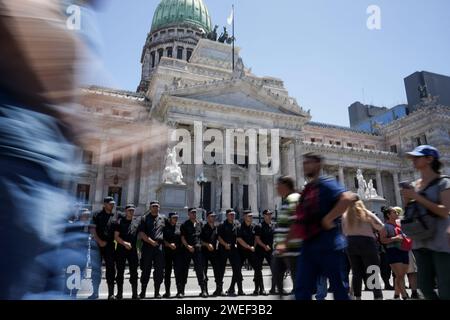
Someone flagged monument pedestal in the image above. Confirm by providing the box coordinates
[157,183,188,219]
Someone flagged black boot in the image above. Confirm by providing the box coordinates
[227,279,236,296]
[131,283,139,300]
[115,283,123,300]
[200,284,208,298]
[176,283,184,298]
[259,279,268,296]
[154,285,162,299]
[237,282,245,296]
[139,284,147,299]
[163,283,171,298]
[213,284,225,296]
[252,280,259,296]
[107,283,115,300]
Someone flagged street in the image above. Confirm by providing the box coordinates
[75,266,404,300]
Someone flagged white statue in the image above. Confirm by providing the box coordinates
[367,179,378,199]
[356,169,367,200]
[162,147,184,185]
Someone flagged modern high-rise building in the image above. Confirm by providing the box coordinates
[404,71,450,111]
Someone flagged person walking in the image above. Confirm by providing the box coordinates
[401,145,450,299]
[293,153,353,300]
[342,197,384,300]
[379,206,411,300]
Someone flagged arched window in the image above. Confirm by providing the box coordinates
[186,48,193,61]
[150,51,156,68]
[166,47,173,58]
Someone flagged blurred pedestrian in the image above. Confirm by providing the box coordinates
[342,196,384,300]
[402,145,450,299]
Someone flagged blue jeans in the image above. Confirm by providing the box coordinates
[316,275,328,300]
[295,242,350,300]
[0,95,78,299]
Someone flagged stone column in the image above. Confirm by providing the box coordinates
[294,140,305,189]
[138,147,150,208]
[376,170,384,198]
[193,123,204,209]
[287,142,296,181]
[338,166,345,188]
[127,145,138,205]
[392,171,401,206]
[265,177,275,211]
[280,145,289,176]
[249,164,258,214]
[238,183,244,211]
[221,165,231,211]
[94,141,107,210]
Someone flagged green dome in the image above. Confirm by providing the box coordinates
[151,0,212,33]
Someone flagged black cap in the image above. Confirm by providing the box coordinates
[103,196,115,204]
[263,209,273,215]
[169,212,179,219]
[243,210,253,216]
[188,207,197,213]
[150,201,160,207]
[206,211,216,217]
[225,208,235,215]
[125,204,136,210]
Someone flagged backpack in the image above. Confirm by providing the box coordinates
[401,176,449,241]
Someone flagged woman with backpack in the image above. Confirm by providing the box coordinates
[380,206,411,299]
[401,145,450,300]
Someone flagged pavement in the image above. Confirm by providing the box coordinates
[74,266,409,300]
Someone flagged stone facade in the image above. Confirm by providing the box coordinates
[73,15,450,220]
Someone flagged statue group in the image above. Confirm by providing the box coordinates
[205,25,235,44]
[162,147,185,185]
[356,169,379,200]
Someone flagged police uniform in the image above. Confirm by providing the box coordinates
[254,211,276,294]
[138,202,166,299]
[217,210,243,296]
[237,213,259,295]
[162,213,183,298]
[90,200,117,299]
[114,208,140,299]
[180,210,207,297]
[200,212,221,296]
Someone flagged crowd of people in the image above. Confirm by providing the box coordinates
[65,145,449,300]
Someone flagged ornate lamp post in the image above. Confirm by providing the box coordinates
[196,172,208,220]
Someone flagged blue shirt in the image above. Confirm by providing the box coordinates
[303,176,347,252]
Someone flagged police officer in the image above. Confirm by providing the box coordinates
[237,210,260,295]
[138,201,166,299]
[90,196,117,300]
[114,204,140,300]
[181,208,207,298]
[255,209,276,295]
[217,209,243,297]
[201,211,222,296]
[162,212,183,298]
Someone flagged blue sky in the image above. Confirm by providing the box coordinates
[87,0,450,126]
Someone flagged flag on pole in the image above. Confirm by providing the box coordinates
[227,6,234,26]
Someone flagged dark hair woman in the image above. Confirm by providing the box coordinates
[401,145,450,300]
[380,207,410,299]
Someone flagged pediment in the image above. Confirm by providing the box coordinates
[170,79,307,117]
